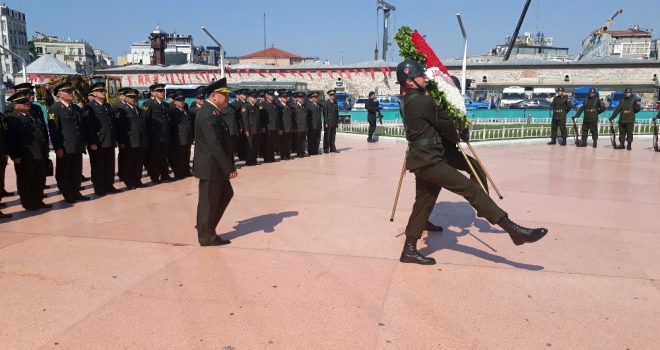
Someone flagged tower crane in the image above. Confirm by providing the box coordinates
[575,9,623,61]
[377,0,396,61]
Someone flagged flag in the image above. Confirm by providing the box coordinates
[369,69,375,80]
[237,68,242,78]
[337,70,343,78]
[328,70,334,79]
[138,75,144,84]
[128,76,133,86]
[307,70,313,80]
[246,69,251,76]
[145,75,151,84]
[257,69,265,78]
[345,70,352,79]
[317,70,322,79]
[226,67,232,78]
[277,69,286,78]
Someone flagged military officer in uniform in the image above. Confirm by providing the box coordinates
[0,109,12,218]
[232,89,248,161]
[292,92,309,158]
[275,90,294,160]
[548,87,572,146]
[609,87,641,150]
[169,93,194,179]
[116,89,149,189]
[241,91,262,166]
[573,87,606,148]
[5,92,51,213]
[323,89,340,153]
[262,90,279,163]
[396,60,548,265]
[142,83,172,183]
[84,82,120,196]
[365,92,380,143]
[194,78,237,246]
[219,95,239,164]
[48,81,90,203]
[17,83,49,192]
[114,87,131,181]
[189,91,205,130]
[305,92,323,155]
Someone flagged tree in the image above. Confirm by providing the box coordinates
[28,40,38,61]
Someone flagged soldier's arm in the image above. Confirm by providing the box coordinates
[565,98,573,111]
[201,113,236,176]
[609,103,622,120]
[574,104,585,119]
[47,107,64,150]
[634,99,641,113]
[5,117,22,160]
[420,97,459,143]
[598,101,607,114]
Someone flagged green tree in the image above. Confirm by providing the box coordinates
[28,40,38,61]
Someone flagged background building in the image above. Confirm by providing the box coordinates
[581,25,654,60]
[32,32,95,75]
[0,4,30,81]
[94,49,113,67]
[124,26,196,65]
[239,46,304,66]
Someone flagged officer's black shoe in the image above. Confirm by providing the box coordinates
[0,211,12,219]
[578,139,587,147]
[75,195,91,201]
[94,191,107,197]
[162,176,174,182]
[559,138,567,146]
[38,203,53,209]
[627,142,632,150]
[43,185,51,190]
[331,150,341,153]
[593,140,597,148]
[323,149,329,154]
[615,143,625,149]
[79,186,85,191]
[399,237,436,265]
[201,235,232,247]
[0,203,5,208]
[547,138,556,145]
[105,187,122,194]
[425,221,444,232]
[1,190,14,196]
[497,216,548,246]
[82,176,91,182]
[367,138,376,143]
[64,198,77,204]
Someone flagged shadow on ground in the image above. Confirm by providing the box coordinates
[222,211,299,240]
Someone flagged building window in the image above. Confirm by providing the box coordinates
[621,43,650,55]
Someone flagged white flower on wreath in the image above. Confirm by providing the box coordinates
[425,67,466,116]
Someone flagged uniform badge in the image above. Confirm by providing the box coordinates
[48,113,55,120]
[2,123,7,130]
[241,107,246,113]
[84,110,90,116]
[114,112,120,118]
[258,106,263,110]
[142,106,149,111]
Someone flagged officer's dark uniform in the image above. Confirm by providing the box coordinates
[365,95,380,142]
[292,93,309,157]
[142,84,172,183]
[5,92,50,211]
[232,91,247,161]
[610,88,641,150]
[193,79,235,246]
[305,93,323,155]
[287,95,299,154]
[114,87,131,181]
[241,93,262,166]
[0,112,8,200]
[275,91,294,160]
[574,90,606,148]
[84,83,119,195]
[116,89,149,189]
[549,89,572,145]
[219,102,239,165]
[262,91,279,162]
[323,90,340,153]
[169,94,194,178]
[48,82,88,203]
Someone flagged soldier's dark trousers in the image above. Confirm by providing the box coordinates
[324,127,337,152]
[308,129,321,154]
[550,118,567,139]
[89,147,116,192]
[229,135,237,163]
[291,132,298,154]
[122,147,145,188]
[197,179,233,245]
[55,152,83,201]
[297,132,307,157]
[236,133,247,160]
[368,118,377,139]
[0,157,7,194]
[581,121,598,140]
[618,122,634,143]
[171,145,191,178]
[280,132,292,159]
[246,134,260,165]
[266,130,278,161]
[149,141,170,181]
[117,147,124,180]
[14,159,46,210]
[405,161,507,240]
[444,148,488,193]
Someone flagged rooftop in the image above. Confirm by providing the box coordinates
[18,54,77,75]
[240,46,304,59]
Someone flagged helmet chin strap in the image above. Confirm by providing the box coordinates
[412,79,427,95]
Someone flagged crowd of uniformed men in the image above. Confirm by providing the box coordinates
[0,80,343,219]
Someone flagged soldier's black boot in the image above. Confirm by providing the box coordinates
[559,138,567,146]
[593,140,597,148]
[400,237,436,265]
[497,216,548,246]
[615,143,625,149]
[627,142,632,150]
[578,139,587,147]
[547,138,556,145]
[425,221,443,232]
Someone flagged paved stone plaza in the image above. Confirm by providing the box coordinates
[1,135,659,349]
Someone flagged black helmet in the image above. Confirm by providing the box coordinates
[624,88,633,93]
[588,88,596,93]
[556,87,565,92]
[396,60,425,84]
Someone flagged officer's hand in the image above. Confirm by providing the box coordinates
[459,128,470,142]
[278,130,283,136]
[261,128,266,134]
[325,124,328,129]
[119,143,126,149]
[229,171,238,179]
[56,149,64,158]
[90,144,98,151]
[12,157,21,164]
[245,131,250,137]
[293,129,298,133]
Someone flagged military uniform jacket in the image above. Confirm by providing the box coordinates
[262,100,279,131]
[219,105,239,136]
[402,88,459,171]
[116,104,148,148]
[189,103,202,137]
[574,97,606,122]
[293,102,308,132]
[550,96,572,120]
[611,97,641,124]
[84,99,116,148]
[5,110,50,161]
[142,99,170,143]
[231,99,245,130]
[0,114,7,157]
[241,102,261,134]
[193,102,235,181]
[31,103,47,128]
[305,101,323,129]
[366,99,380,121]
[275,100,294,133]
[170,107,193,146]
[48,101,86,153]
[323,99,340,127]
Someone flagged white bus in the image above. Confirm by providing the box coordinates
[500,86,526,108]
[532,88,556,102]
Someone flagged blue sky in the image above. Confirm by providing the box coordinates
[14,0,660,64]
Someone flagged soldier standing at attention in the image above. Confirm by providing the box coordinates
[395,60,548,265]
[14,83,48,193]
[275,90,294,160]
[609,88,641,150]
[84,82,121,196]
[189,91,205,130]
[0,110,10,214]
[48,81,90,203]
[548,87,572,146]
[292,92,309,158]
[232,89,248,161]
[262,90,279,163]
[365,92,380,143]
[322,90,340,153]
[116,89,149,189]
[194,78,237,246]
[219,94,239,164]
[5,92,51,213]
[142,83,172,183]
[305,92,323,155]
[573,88,606,148]
[242,91,262,166]
[114,87,131,182]
[169,93,194,179]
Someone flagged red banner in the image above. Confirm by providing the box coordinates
[386,66,392,76]
[294,70,302,78]
[138,75,144,84]
[226,67,232,78]
[28,74,36,82]
[369,68,375,80]
[257,69,265,78]
[237,68,242,78]
[345,70,352,79]
[337,70,343,78]
[128,76,133,86]
[307,70,313,80]
[361,69,368,77]
[328,70,334,79]
[154,74,159,82]
[205,71,211,82]
[145,75,151,84]
[265,69,271,77]
[379,67,387,78]
[246,69,250,76]
[316,70,322,79]
[276,69,286,78]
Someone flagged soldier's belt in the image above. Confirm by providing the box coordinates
[409,137,441,149]
[586,109,597,112]
[623,110,631,113]
[554,110,565,113]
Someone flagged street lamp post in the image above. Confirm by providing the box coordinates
[456,14,468,96]
[201,26,225,78]
[0,43,27,83]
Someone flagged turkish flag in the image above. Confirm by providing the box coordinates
[154,74,159,82]
[369,69,375,80]
[226,67,232,78]
[379,67,387,78]
[345,70,352,79]
[328,70,334,79]
[337,70,343,77]
[39,74,45,83]
[187,72,192,82]
[276,69,286,78]
[128,76,133,86]
[138,75,144,84]
[237,68,242,78]
[257,69,265,78]
[29,74,36,82]
[246,69,251,76]
[266,69,272,77]
[307,70,313,80]
[386,66,392,76]
[205,71,211,82]
[145,75,151,84]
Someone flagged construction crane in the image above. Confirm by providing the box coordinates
[575,9,623,61]
[377,0,396,61]
[503,0,532,61]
